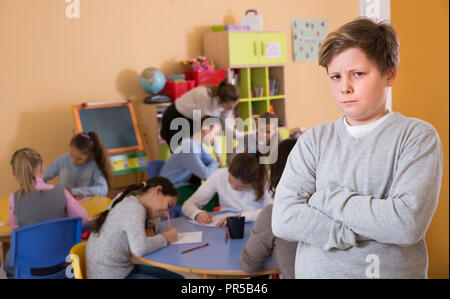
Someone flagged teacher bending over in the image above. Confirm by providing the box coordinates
[160,79,240,150]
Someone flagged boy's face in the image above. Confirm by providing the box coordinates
[327,47,397,126]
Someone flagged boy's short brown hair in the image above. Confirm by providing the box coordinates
[318,17,400,75]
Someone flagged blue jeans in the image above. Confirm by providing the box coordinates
[125,264,184,279]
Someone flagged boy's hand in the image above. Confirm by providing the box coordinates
[195,211,213,224]
[162,228,178,244]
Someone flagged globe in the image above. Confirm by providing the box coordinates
[139,67,166,94]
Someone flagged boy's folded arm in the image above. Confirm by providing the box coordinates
[272,137,358,250]
[308,130,443,247]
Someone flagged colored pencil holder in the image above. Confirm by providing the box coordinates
[226,216,245,239]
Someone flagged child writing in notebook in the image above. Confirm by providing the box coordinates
[4,148,89,278]
[44,132,113,198]
[159,117,220,205]
[272,17,443,278]
[181,153,272,227]
[86,176,183,279]
[240,138,298,279]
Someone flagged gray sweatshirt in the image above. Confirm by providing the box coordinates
[44,153,108,197]
[86,196,167,279]
[272,112,443,278]
[240,204,297,279]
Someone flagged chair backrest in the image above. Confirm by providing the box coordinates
[146,160,165,178]
[10,217,82,279]
[70,241,87,279]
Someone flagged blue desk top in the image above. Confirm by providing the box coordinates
[141,213,278,274]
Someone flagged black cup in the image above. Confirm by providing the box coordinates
[226,216,245,239]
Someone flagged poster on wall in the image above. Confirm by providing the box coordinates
[291,19,328,62]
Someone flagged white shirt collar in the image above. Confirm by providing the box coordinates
[344,111,394,138]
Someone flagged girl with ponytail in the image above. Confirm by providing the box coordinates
[86,176,183,279]
[43,131,112,197]
[4,148,89,278]
[181,153,272,227]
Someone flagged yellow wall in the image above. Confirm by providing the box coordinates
[391,0,449,278]
[0,0,356,194]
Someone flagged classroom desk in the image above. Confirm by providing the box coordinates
[132,213,280,279]
[0,195,111,262]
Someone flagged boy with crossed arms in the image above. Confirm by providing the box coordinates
[272,17,443,278]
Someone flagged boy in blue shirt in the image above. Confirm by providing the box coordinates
[159,117,220,207]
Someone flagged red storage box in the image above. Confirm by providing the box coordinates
[183,69,226,87]
[160,80,195,101]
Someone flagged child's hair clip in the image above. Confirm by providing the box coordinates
[80,132,91,139]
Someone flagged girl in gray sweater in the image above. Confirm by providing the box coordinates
[86,177,182,279]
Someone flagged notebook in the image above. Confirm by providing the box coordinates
[172,231,203,245]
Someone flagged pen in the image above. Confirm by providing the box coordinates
[181,243,209,254]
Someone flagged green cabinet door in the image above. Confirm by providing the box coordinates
[258,32,286,64]
[229,32,259,66]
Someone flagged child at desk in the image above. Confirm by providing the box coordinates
[159,117,219,205]
[181,153,272,227]
[272,17,443,278]
[86,176,183,279]
[44,132,112,198]
[4,148,89,278]
[240,138,298,279]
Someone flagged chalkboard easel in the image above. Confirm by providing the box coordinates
[72,100,148,182]
[72,100,144,155]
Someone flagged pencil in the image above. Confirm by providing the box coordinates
[181,243,209,254]
[167,212,171,230]
[225,229,229,243]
